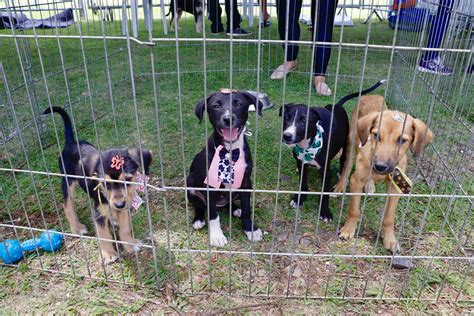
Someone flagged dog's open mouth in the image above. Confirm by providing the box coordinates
[220,127,241,142]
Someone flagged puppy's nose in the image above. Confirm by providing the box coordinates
[222,115,235,127]
[114,201,126,209]
[373,162,390,174]
[282,133,293,142]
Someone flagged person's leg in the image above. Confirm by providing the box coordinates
[277,0,303,61]
[225,0,242,30]
[271,0,303,79]
[313,0,338,95]
[260,0,270,21]
[208,0,224,33]
[417,0,454,75]
[422,0,454,61]
[313,0,338,76]
[224,0,251,35]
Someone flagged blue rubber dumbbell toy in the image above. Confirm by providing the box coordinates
[0,230,64,264]
[0,240,23,264]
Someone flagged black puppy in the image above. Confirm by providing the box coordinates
[43,107,152,264]
[280,80,385,221]
[91,3,114,22]
[187,89,264,247]
[167,0,203,33]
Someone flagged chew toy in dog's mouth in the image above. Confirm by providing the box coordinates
[220,127,241,142]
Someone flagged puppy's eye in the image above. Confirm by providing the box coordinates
[397,137,407,145]
[212,103,220,109]
[372,132,380,141]
[125,177,133,182]
[300,116,306,124]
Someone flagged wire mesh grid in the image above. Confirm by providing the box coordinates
[0,0,472,302]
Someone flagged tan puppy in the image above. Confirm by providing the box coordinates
[337,99,433,252]
[334,95,387,193]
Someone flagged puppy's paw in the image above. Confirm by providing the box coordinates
[382,231,400,253]
[364,179,375,194]
[72,223,88,235]
[193,219,206,230]
[290,199,304,209]
[332,179,347,194]
[209,231,228,247]
[132,243,142,253]
[245,229,263,242]
[101,250,118,265]
[232,208,242,218]
[319,212,333,223]
[339,220,357,240]
[209,217,227,247]
[123,238,142,254]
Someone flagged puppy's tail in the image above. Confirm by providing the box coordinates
[335,79,386,107]
[42,106,75,146]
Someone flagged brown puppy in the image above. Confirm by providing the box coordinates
[338,103,433,252]
[333,95,387,193]
[44,107,152,264]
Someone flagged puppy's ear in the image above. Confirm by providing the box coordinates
[241,92,264,116]
[195,99,206,123]
[279,104,292,117]
[357,112,379,146]
[411,118,433,157]
[127,148,153,175]
[195,93,216,123]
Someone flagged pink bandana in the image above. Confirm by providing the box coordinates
[204,145,245,189]
[131,172,149,210]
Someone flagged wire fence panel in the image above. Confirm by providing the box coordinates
[0,0,472,303]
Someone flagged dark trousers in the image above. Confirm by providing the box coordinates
[208,0,241,31]
[276,0,338,76]
[423,0,454,61]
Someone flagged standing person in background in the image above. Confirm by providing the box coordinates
[208,0,252,36]
[259,0,271,27]
[271,0,338,96]
[417,0,455,75]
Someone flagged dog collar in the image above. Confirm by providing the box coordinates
[292,121,324,164]
[388,167,412,194]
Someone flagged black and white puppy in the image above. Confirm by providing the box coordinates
[167,0,203,33]
[280,80,385,221]
[187,89,264,247]
[91,3,114,22]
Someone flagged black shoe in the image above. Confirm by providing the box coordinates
[417,57,453,76]
[211,25,225,35]
[467,64,473,74]
[226,27,252,36]
[211,28,225,35]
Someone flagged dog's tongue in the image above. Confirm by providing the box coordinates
[221,128,239,141]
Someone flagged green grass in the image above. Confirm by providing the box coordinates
[0,16,473,313]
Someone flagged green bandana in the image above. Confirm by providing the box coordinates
[292,121,324,164]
